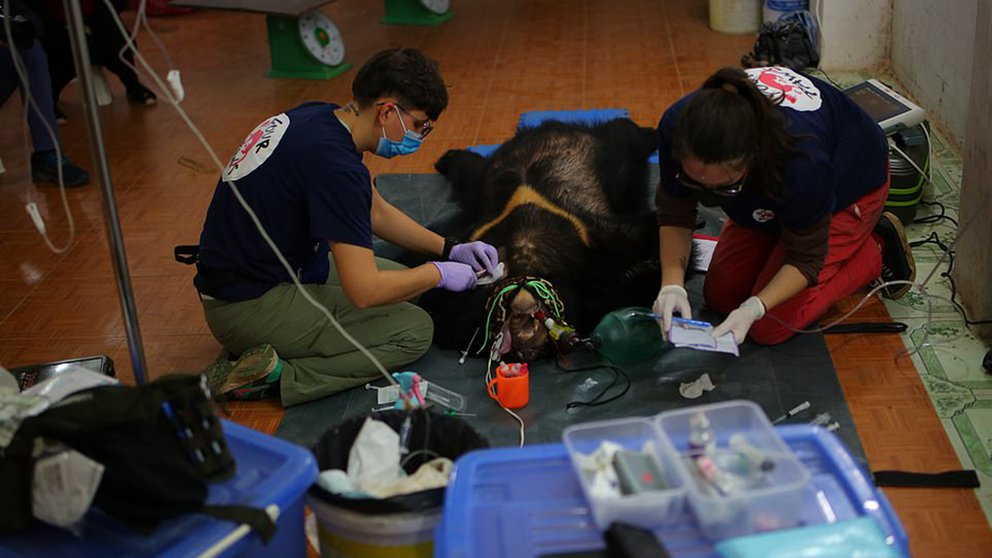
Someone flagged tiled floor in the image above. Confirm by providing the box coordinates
[1,1,990,555]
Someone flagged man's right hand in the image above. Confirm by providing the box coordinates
[653,284,692,339]
[432,261,477,292]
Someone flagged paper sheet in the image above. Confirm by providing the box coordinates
[669,318,739,357]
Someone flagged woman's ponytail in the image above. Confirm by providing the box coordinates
[673,67,799,199]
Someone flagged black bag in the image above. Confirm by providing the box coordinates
[0,374,273,539]
[742,13,820,71]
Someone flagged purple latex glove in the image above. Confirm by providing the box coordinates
[449,241,499,275]
[432,261,477,292]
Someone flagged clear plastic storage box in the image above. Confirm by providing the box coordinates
[562,417,688,529]
[654,400,811,540]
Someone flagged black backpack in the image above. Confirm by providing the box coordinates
[742,12,820,71]
[0,374,274,539]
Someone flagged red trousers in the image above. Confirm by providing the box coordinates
[703,177,890,345]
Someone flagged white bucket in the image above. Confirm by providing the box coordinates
[763,0,809,22]
[308,496,441,558]
[709,0,762,34]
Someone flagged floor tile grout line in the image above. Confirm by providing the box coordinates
[0,281,40,327]
[659,0,684,98]
[580,0,588,109]
[471,2,514,145]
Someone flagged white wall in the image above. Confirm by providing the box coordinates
[816,0,978,148]
[816,0,891,70]
[890,0,978,149]
[953,0,992,338]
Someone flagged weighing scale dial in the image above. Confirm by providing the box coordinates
[297,10,346,67]
[419,0,450,15]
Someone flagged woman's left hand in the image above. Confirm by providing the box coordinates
[712,296,766,345]
[448,241,499,275]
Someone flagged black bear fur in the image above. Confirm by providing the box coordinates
[417,118,673,357]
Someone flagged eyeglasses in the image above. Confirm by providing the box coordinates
[675,169,747,197]
[393,103,433,138]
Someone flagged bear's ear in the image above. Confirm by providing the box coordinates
[435,149,486,180]
[638,126,659,153]
[594,118,657,161]
[435,149,489,220]
[435,149,486,193]
[590,119,656,214]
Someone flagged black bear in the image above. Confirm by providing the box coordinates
[421,118,665,362]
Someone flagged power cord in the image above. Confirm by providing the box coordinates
[909,232,992,326]
[913,200,957,227]
[484,348,526,448]
[555,357,631,410]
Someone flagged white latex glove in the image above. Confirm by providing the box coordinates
[712,296,766,345]
[653,285,692,339]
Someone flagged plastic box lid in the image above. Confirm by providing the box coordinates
[436,425,908,558]
[654,400,812,540]
[0,420,317,558]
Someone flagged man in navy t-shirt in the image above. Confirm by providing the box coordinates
[193,48,500,406]
[653,67,915,346]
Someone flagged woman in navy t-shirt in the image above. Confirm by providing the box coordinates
[653,67,915,345]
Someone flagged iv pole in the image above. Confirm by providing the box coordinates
[62,0,149,385]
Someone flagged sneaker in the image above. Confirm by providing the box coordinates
[30,150,90,187]
[227,366,283,401]
[126,82,157,105]
[202,344,281,398]
[874,212,916,299]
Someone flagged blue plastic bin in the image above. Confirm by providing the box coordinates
[436,425,908,558]
[0,420,318,557]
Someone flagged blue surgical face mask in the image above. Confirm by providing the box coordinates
[375,106,423,158]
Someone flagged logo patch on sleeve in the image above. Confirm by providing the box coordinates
[223,113,290,181]
[746,67,822,112]
[752,208,776,223]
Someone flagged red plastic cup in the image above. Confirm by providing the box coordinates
[488,363,529,409]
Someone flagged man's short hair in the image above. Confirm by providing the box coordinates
[352,47,448,121]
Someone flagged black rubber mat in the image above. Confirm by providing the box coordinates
[276,172,866,465]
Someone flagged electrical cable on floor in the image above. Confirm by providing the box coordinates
[555,358,630,410]
[909,232,992,326]
[485,349,525,447]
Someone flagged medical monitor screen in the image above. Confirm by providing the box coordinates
[846,83,911,123]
